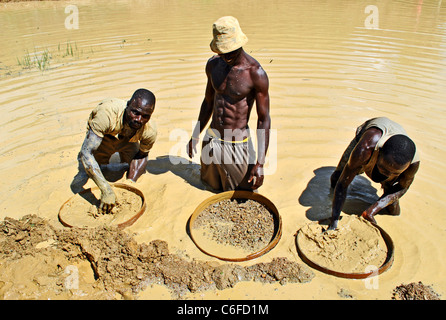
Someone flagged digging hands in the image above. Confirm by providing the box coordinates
[99,187,116,214]
[327,219,338,232]
[361,210,377,224]
[327,211,378,233]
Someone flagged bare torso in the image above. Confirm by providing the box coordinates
[187,47,270,190]
[208,52,261,140]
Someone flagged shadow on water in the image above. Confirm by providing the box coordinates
[298,166,379,224]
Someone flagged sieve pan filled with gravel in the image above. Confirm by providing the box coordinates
[188,191,282,262]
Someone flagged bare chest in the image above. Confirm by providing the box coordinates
[211,66,254,100]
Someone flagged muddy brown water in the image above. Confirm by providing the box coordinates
[1,0,446,299]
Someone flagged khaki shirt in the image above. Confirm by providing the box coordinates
[87,98,157,153]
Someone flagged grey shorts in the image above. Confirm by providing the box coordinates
[200,130,256,191]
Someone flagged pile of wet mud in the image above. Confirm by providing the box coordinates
[392,281,441,300]
[0,215,314,299]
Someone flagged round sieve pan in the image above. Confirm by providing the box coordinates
[295,222,394,279]
[188,190,282,262]
[58,183,146,230]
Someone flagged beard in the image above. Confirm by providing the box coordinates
[128,120,142,129]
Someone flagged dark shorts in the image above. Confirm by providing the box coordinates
[93,134,139,165]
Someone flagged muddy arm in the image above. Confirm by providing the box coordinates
[80,129,116,213]
[362,161,420,223]
[361,189,408,224]
[328,130,379,230]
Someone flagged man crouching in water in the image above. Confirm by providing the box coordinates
[329,117,420,230]
[80,89,157,214]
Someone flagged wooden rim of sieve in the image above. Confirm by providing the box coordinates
[58,183,146,230]
[187,190,282,262]
[295,221,394,279]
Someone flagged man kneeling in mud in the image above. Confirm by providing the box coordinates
[80,89,157,214]
[186,16,271,192]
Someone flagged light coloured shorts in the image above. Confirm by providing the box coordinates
[200,128,256,191]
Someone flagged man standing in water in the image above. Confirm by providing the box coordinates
[187,16,271,191]
[328,117,420,230]
[80,89,157,214]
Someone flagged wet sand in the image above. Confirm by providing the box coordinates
[1,0,446,300]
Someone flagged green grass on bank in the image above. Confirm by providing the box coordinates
[16,41,94,71]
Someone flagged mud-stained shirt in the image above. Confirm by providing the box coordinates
[86,98,157,153]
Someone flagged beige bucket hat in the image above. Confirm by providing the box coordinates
[210,16,248,54]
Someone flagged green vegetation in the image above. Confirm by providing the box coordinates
[59,41,78,58]
[17,49,51,71]
[16,41,94,72]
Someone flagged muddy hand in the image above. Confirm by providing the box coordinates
[99,188,116,214]
[361,210,377,224]
[326,219,338,232]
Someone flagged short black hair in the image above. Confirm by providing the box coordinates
[381,134,416,166]
[129,88,156,108]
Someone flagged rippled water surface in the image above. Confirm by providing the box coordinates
[1,0,446,299]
